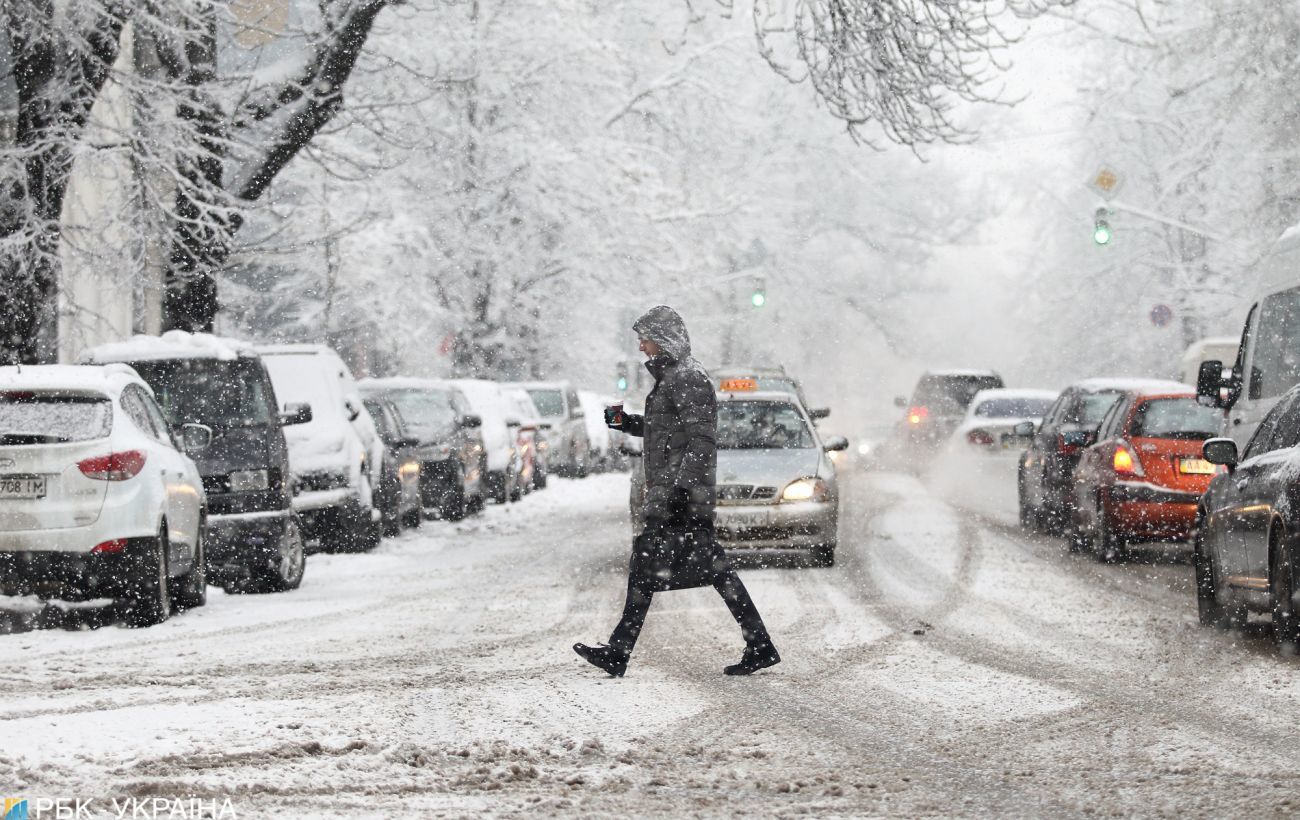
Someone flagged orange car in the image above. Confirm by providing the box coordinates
[1071,387,1222,562]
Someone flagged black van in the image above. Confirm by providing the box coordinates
[83,334,311,592]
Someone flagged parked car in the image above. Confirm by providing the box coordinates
[499,385,545,491]
[1071,387,1221,562]
[894,369,1004,466]
[1196,226,1300,449]
[84,332,307,592]
[0,365,208,626]
[577,390,616,473]
[361,396,423,535]
[1018,379,1187,535]
[258,345,385,552]
[713,366,829,421]
[516,381,589,477]
[1198,382,1300,649]
[712,391,848,566]
[451,379,522,504]
[359,378,486,519]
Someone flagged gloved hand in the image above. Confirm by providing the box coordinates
[667,486,691,521]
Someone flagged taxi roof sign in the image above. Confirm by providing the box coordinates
[720,378,758,392]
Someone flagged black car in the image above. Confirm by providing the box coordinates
[1198,384,1300,649]
[894,370,1003,466]
[84,338,311,593]
[359,380,486,520]
[1016,379,1170,536]
[362,396,423,536]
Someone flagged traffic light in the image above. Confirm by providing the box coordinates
[751,279,766,308]
[615,360,629,392]
[1093,207,1113,245]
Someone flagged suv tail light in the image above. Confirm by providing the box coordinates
[907,406,929,426]
[91,539,128,554]
[78,450,146,481]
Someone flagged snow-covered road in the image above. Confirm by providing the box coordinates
[4,471,1300,817]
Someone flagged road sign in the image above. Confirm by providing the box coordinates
[1087,167,1123,200]
[1149,304,1173,327]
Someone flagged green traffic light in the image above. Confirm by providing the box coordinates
[1093,223,1112,245]
[751,291,766,308]
[617,376,628,391]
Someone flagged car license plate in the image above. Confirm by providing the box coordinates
[1178,458,1216,475]
[0,474,46,498]
[721,512,768,531]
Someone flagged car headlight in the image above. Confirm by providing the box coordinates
[229,469,269,492]
[781,478,829,502]
[856,442,872,456]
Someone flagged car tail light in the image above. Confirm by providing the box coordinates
[967,429,994,446]
[78,450,146,481]
[91,539,127,554]
[1112,444,1143,476]
[907,406,929,426]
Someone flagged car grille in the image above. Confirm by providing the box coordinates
[717,484,778,505]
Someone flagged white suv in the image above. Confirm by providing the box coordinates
[0,365,208,626]
[258,345,384,551]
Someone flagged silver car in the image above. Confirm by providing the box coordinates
[629,391,847,565]
[714,391,846,565]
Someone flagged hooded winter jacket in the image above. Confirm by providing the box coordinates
[620,306,717,525]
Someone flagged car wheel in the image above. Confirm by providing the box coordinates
[125,525,172,628]
[403,507,422,529]
[509,470,523,502]
[811,542,836,567]
[171,521,207,611]
[441,466,469,521]
[1091,503,1125,563]
[535,468,548,490]
[1017,473,1038,532]
[1195,524,1229,628]
[249,515,306,593]
[1271,533,1300,652]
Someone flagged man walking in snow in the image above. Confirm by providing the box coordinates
[573,305,780,677]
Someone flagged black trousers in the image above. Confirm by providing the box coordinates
[607,568,773,656]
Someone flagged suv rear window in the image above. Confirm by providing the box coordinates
[526,389,565,418]
[128,358,275,428]
[0,392,112,444]
[912,375,1003,415]
[385,389,457,440]
[1131,398,1221,440]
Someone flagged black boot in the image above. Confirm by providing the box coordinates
[724,643,780,676]
[573,643,628,677]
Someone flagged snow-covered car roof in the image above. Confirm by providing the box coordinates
[0,364,146,398]
[513,380,571,390]
[83,330,259,363]
[359,376,457,394]
[1069,377,1192,394]
[256,343,339,358]
[922,368,1002,377]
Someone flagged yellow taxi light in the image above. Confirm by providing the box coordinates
[720,378,758,392]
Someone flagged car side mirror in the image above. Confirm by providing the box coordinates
[281,403,312,426]
[1012,420,1036,437]
[822,435,849,452]
[180,423,213,453]
[506,418,521,428]
[893,396,907,408]
[809,407,831,420]
[1197,360,1225,407]
[538,421,553,431]
[460,414,482,429]
[1203,437,1238,470]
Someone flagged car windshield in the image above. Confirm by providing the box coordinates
[913,375,1002,414]
[0,392,112,444]
[1131,398,1222,440]
[717,401,815,450]
[128,359,275,428]
[527,389,565,418]
[386,390,456,440]
[974,397,1054,419]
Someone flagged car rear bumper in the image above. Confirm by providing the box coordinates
[206,509,290,572]
[715,501,837,550]
[0,541,149,599]
[1107,482,1200,540]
